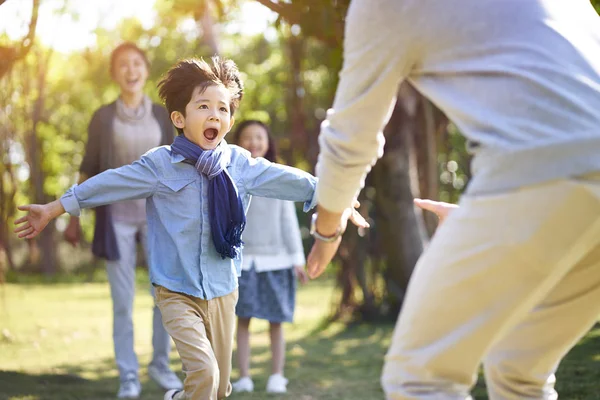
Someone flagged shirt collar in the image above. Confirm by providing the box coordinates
[170,148,187,164]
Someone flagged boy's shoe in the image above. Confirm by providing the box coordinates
[148,364,183,390]
[164,389,184,400]
[232,376,254,392]
[117,373,141,399]
[266,374,288,394]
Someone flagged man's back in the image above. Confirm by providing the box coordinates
[410,0,600,145]
[317,0,600,209]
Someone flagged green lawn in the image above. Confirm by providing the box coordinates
[0,271,599,400]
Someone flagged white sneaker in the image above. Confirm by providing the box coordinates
[164,389,184,400]
[148,364,183,390]
[266,374,288,394]
[232,376,254,392]
[117,373,141,399]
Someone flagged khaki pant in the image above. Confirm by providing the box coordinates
[382,174,600,399]
[155,286,238,400]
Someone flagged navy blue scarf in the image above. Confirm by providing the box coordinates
[171,135,246,259]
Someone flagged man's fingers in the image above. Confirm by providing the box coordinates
[17,205,31,212]
[306,249,324,279]
[307,261,325,279]
[350,209,370,228]
[414,198,442,213]
[414,198,458,213]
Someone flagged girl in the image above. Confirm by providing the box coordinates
[231,120,309,394]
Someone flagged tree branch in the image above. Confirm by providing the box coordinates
[254,0,300,25]
[18,0,40,57]
[0,0,39,79]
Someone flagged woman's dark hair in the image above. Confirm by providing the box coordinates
[232,120,277,162]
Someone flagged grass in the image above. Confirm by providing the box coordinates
[0,270,599,400]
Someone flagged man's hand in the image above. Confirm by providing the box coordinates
[64,216,81,247]
[14,200,65,239]
[414,198,458,225]
[306,201,369,279]
[294,265,309,284]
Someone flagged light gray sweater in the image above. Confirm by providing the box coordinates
[241,196,306,272]
[316,0,600,212]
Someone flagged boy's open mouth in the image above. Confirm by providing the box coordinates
[204,128,218,141]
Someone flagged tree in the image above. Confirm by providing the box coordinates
[0,0,40,80]
[252,0,453,318]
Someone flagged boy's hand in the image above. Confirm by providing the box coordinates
[414,198,459,225]
[306,201,369,280]
[14,200,65,239]
[294,265,309,284]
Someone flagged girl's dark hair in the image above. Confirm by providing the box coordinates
[109,42,150,77]
[232,120,277,162]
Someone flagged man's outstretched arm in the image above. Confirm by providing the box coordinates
[308,0,419,278]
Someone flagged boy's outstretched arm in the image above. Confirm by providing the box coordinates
[14,200,66,240]
[239,153,318,210]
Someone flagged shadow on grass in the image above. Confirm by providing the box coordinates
[0,356,183,400]
[1,322,599,400]
[230,321,600,400]
[230,321,394,400]
[471,322,600,400]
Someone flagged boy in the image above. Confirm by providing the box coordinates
[14,56,367,400]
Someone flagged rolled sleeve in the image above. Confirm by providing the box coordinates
[304,185,318,212]
[60,185,82,217]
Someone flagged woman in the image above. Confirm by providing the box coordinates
[63,42,181,399]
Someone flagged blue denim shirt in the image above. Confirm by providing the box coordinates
[60,144,317,300]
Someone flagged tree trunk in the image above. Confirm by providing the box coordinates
[196,0,220,56]
[25,49,57,275]
[372,83,428,314]
[286,32,307,166]
[0,0,39,80]
[0,119,18,279]
[415,98,448,236]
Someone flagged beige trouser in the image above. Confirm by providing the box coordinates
[382,173,600,399]
[155,286,238,400]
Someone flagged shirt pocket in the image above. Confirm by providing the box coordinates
[160,177,197,192]
[156,177,201,220]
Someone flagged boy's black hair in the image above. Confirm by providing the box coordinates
[157,56,244,134]
[109,42,150,78]
[232,120,278,162]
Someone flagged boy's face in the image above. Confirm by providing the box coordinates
[171,84,235,150]
[112,49,148,96]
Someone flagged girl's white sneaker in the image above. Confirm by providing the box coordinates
[266,374,288,394]
[232,376,254,392]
